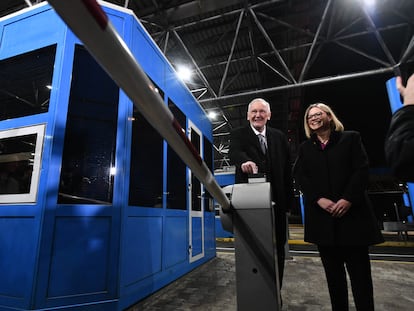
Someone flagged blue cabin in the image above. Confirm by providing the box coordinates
[0,2,215,310]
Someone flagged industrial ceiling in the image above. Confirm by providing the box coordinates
[1,0,414,172]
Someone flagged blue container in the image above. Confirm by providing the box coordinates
[0,3,215,310]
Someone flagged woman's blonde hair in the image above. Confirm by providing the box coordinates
[303,103,344,138]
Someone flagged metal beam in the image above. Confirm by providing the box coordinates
[171,29,218,98]
[249,7,296,83]
[219,10,244,96]
[361,3,397,66]
[200,66,394,104]
[299,0,333,83]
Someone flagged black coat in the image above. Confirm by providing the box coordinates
[293,130,383,246]
[229,125,293,216]
[385,105,414,182]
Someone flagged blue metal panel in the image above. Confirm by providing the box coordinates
[132,24,165,90]
[406,184,414,222]
[214,172,234,238]
[47,217,112,297]
[191,217,203,256]
[215,172,235,186]
[0,217,37,303]
[204,212,216,256]
[106,11,126,37]
[122,216,163,285]
[0,6,63,59]
[164,215,188,269]
[403,192,413,222]
[386,77,402,113]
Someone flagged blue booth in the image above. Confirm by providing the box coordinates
[0,2,215,310]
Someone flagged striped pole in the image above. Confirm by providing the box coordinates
[48,0,231,211]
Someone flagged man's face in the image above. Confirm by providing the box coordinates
[247,101,271,131]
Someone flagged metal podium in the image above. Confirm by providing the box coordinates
[221,182,281,311]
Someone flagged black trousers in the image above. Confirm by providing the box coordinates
[317,245,375,311]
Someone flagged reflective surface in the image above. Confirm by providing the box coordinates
[58,45,119,204]
[0,134,36,194]
[0,45,55,121]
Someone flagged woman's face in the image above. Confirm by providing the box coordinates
[307,107,331,132]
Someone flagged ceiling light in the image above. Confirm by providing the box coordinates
[208,111,217,120]
[363,0,375,8]
[176,65,192,82]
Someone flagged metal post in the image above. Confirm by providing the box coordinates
[221,183,281,311]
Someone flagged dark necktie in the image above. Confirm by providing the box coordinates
[258,134,267,154]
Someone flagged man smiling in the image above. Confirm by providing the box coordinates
[229,98,294,290]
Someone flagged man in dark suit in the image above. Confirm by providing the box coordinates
[229,98,293,288]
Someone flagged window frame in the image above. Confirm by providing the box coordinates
[0,124,45,204]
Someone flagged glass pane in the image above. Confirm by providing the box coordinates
[0,45,55,120]
[0,124,45,204]
[191,129,201,212]
[128,79,164,208]
[58,45,119,204]
[203,136,213,211]
[166,99,187,210]
[128,109,164,207]
[0,134,36,194]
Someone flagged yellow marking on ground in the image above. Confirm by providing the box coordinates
[217,238,414,248]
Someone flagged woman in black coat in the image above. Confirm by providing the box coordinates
[293,103,383,311]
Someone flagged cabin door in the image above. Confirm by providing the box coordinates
[188,121,204,263]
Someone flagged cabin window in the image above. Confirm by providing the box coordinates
[58,45,119,204]
[166,99,187,210]
[0,45,55,121]
[128,81,164,208]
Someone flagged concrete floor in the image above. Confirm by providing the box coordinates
[128,252,414,311]
[127,228,414,311]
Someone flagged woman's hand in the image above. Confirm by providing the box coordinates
[331,199,352,218]
[317,198,336,214]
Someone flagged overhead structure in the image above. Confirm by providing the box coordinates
[0,0,413,169]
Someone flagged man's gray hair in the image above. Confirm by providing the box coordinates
[247,98,271,112]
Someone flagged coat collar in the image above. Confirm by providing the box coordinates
[310,130,341,148]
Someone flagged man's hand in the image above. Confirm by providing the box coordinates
[241,161,258,174]
[396,74,414,106]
